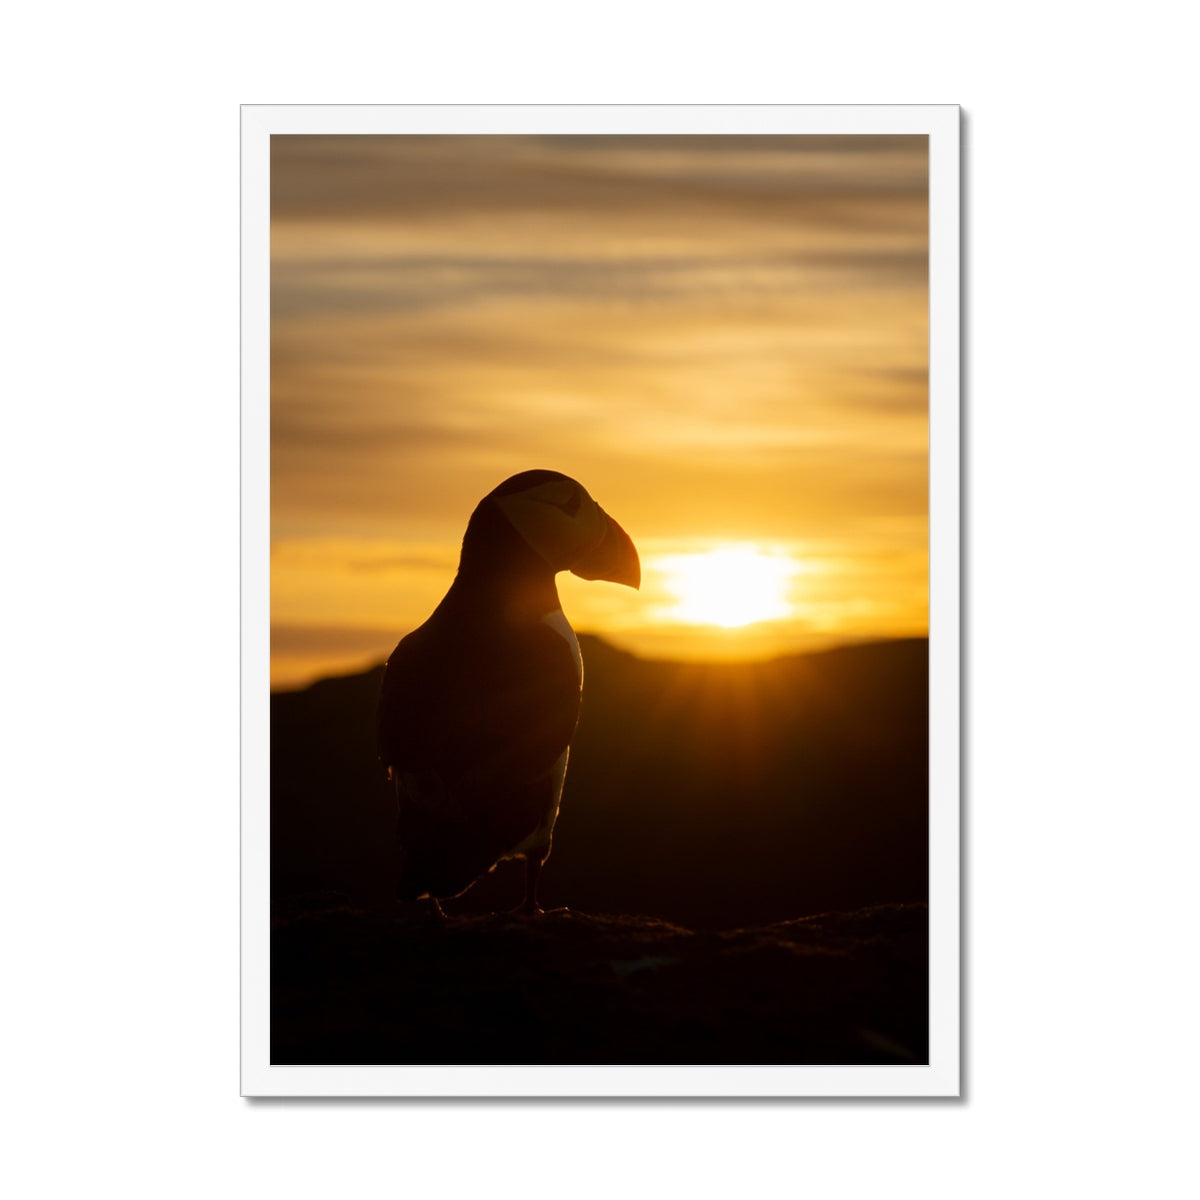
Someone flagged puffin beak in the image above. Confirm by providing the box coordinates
[570,507,641,589]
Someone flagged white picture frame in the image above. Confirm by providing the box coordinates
[241,104,960,1097]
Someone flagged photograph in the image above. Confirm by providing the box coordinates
[245,108,960,1094]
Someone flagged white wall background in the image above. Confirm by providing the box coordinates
[3,3,1196,1197]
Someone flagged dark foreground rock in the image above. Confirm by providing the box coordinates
[271,900,927,1065]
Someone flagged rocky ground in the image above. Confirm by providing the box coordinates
[271,899,927,1066]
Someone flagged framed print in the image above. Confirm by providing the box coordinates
[241,104,960,1097]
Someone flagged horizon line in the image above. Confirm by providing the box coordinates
[270,630,929,696]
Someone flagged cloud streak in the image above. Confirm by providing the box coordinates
[270,135,929,685]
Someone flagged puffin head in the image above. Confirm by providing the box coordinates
[468,469,640,589]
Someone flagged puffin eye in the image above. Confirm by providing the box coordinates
[554,492,582,518]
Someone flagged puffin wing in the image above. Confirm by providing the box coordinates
[377,614,582,895]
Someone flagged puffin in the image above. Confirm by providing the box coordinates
[377,470,640,915]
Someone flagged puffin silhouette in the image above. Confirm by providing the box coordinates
[377,470,640,915]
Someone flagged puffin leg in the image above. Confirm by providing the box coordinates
[515,852,545,916]
[394,894,446,921]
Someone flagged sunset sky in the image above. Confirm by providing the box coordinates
[271,135,928,688]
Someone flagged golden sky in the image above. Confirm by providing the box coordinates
[271,135,928,688]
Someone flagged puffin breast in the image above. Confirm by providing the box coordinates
[539,608,583,686]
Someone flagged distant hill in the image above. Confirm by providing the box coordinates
[271,635,928,930]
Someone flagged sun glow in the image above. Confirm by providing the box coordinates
[654,545,801,628]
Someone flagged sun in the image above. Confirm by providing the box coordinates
[655,545,800,628]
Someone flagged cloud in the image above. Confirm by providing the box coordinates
[345,552,458,573]
[271,623,397,656]
[269,135,929,679]
[272,248,928,321]
[271,135,928,227]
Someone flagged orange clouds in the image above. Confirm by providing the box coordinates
[270,135,928,688]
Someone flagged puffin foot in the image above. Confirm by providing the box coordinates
[395,895,446,922]
[511,852,548,917]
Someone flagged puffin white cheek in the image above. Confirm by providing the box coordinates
[496,495,580,570]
